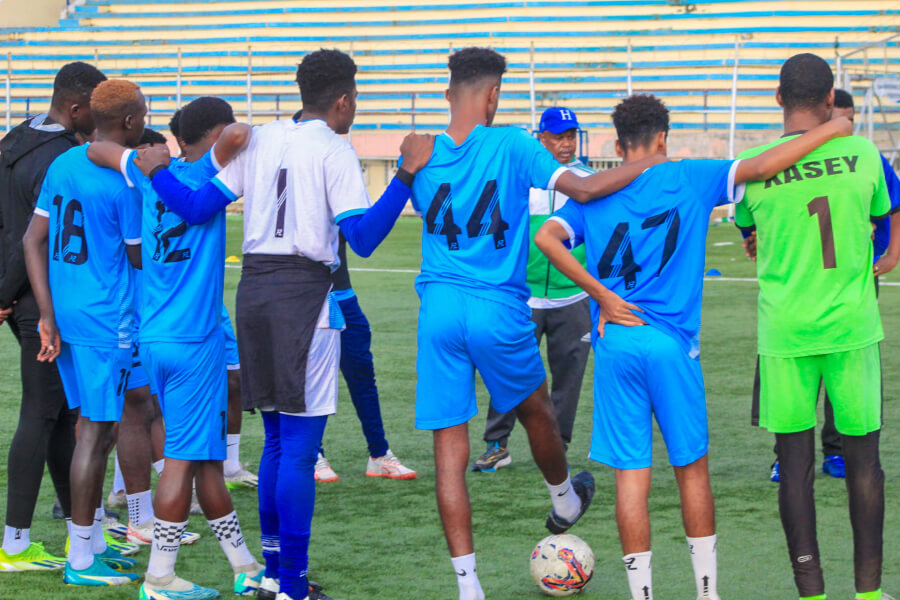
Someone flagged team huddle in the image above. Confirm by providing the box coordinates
[0,44,895,600]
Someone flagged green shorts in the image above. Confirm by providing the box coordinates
[758,344,881,435]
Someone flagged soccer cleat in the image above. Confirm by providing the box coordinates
[314,453,339,483]
[0,542,66,572]
[105,520,130,539]
[307,581,347,600]
[65,531,140,558]
[225,466,259,490]
[63,558,139,586]
[96,546,137,571]
[127,521,200,546]
[103,508,121,527]
[190,489,203,516]
[770,460,780,483]
[257,576,279,600]
[52,499,65,520]
[822,454,846,478]
[107,489,127,508]
[140,572,221,599]
[546,470,595,534]
[366,449,417,480]
[233,562,264,596]
[471,441,511,472]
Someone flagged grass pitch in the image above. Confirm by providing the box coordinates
[0,217,898,599]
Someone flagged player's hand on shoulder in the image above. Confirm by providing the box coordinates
[830,116,853,138]
[134,144,171,177]
[595,290,645,338]
[399,132,435,174]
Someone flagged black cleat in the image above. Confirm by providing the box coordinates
[307,581,347,600]
[256,575,278,600]
[545,470,595,534]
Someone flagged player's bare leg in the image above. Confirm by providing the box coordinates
[674,455,720,600]
[516,381,594,533]
[615,467,653,600]
[118,385,153,528]
[433,423,484,600]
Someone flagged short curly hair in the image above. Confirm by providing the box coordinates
[178,97,235,145]
[834,88,854,109]
[448,47,506,87]
[295,49,357,112]
[52,61,106,108]
[137,127,167,147]
[611,94,669,152]
[779,53,833,111]
[168,108,183,140]
[90,79,143,126]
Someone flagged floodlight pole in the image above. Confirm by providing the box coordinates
[529,42,536,131]
[728,38,740,160]
[626,39,633,96]
[246,43,253,125]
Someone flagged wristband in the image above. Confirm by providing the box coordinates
[395,167,415,187]
[148,164,167,180]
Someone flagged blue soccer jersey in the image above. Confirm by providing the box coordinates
[121,149,225,343]
[551,159,740,358]
[410,126,566,305]
[872,154,900,260]
[35,145,141,348]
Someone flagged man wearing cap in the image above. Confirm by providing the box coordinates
[472,107,594,472]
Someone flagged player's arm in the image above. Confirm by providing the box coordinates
[534,219,645,337]
[22,214,60,362]
[212,123,252,168]
[555,153,667,203]
[86,140,130,171]
[338,133,434,257]
[734,117,852,183]
[126,244,142,270]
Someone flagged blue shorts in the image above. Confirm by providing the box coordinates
[415,283,546,430]
[57,343,131,423]
[221,309,240,370]
[590,325,708,470]
[143,329,228,461]
[127,342,151,391]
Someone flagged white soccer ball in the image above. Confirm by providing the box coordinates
[530,534,595,596]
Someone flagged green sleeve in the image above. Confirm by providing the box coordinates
[734,195,755,228]
[871,160,890,218]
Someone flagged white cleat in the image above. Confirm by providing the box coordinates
[366,449,417,480]
[106,490,127,508]
[225,466,259,489]
[314,453,339,483]
[127,520,200,546]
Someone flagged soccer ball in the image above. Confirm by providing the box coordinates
[530,534,594,596]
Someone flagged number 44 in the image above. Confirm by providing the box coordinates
[424,180,509,250]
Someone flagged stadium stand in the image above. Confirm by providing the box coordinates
[3,0,899,172]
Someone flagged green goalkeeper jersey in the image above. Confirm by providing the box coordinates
[735,134,890,358]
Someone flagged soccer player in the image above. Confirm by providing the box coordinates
[87,95,262,599]
[135,49,434,600]
[22,79,147,586]
[168,108,258,491]
[407,47,688,600]
[735,54,891,600]
[472,106,593,473]
[534,93,850,600]
[0,61,105,572]
[314,233,417,483]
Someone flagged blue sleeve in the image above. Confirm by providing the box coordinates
[150,169,232,226]
[337,176,411,258]
[35,177,51,215]
[679,159,737,211]
[115,186,142,244]
[510,129,566,190]
[549,200,586,249]
[182,150,219,183]
[881,154,900,213]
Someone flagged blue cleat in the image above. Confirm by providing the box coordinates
[96,546,137,571]
[770,460,780,483]
[822,454,846,478]
[140,573,221,599]
[63,559,139,586]
[233,563,264,596]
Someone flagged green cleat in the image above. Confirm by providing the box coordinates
[0,542,66,572]
[63,559,139,586]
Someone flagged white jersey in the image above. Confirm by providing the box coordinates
[213,118,371,266]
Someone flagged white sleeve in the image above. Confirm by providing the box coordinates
[326,145,371,222]
[727,159,746,204]
[213,145,248,201]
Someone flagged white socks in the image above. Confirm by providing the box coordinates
[208,511,255,571]
[112,453,125,495]
[623,551,653,600]
[546,476,580,522]
[91,506,106,555]
[147,518,186,579]
[67,523,94,570]
[451,553,484,600]
[153,459,165,475]
[2,526,30,555]
[687,534,719,600]
[127,490,154,527]
[224,434,241,476]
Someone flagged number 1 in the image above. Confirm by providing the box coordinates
[807,196,836,269]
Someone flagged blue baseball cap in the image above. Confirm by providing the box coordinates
[539,107,580,134]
